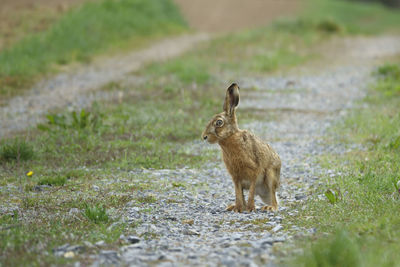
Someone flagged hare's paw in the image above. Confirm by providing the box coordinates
[261,205,277,212]
[226,204,235,211]
[226,204,244,213]
[246,204,256,212]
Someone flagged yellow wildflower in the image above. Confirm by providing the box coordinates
[26,171,34,177]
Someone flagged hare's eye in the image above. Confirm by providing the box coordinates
[216,119,224,127]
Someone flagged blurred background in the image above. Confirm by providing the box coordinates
[1,0,399,56]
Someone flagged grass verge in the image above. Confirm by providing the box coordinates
[288,63,400,266]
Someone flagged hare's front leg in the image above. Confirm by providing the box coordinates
[227,179,246,212]
[246,180,256,212]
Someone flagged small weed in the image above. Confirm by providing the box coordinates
[37,175,67,186]
[70,109,102,130]
[172,182,185,188]
[324,189,340,204]
[39,109,102,131]
[376,64,400,78]
[0,139,34,162]
[136,195,157,204]
[83,204,109,224]
[22,197,39,209]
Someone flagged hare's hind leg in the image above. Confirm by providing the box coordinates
[259,169,279,212]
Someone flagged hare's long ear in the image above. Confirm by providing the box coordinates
[223,83,240,116]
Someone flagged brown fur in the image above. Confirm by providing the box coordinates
[202,83,281,212]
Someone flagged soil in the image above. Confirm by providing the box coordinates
[173,0,301,32]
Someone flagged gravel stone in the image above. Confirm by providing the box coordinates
[95,240,105,247]
[96,250,120,265]
[272,225,283,233]
[68,208,80,215]
[53,244,84,257]
[126,236,141,244]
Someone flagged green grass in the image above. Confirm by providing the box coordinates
[0,0,187,99]
[288,62,400,266]
[37,175,67,186]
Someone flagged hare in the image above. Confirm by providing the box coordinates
[201,83,281,212]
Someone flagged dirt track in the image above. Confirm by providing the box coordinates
[174,0,300,32]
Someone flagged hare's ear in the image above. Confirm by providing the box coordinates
[223,83,240,116]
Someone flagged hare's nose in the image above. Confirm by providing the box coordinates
[203,135,208,140]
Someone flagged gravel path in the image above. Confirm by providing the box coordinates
[86,36,399,266]
[0,33,210,138]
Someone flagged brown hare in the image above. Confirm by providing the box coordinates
[202,83,281,212]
